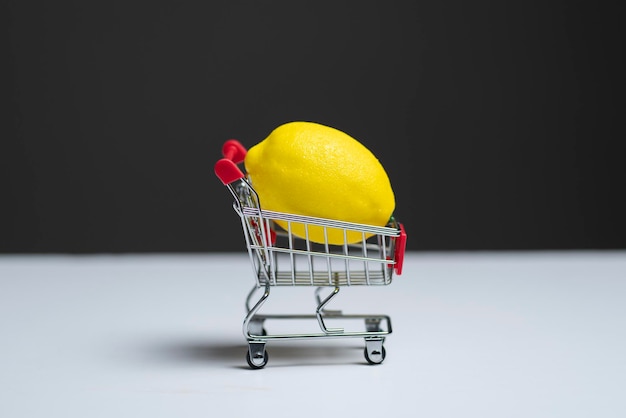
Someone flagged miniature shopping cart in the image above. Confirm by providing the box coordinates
[215,139,407,368]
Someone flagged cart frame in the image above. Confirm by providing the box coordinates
[215,139,407,368]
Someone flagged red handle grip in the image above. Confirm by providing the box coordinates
[394,223,407,275]
[215,139,247,185]
[222,139,247,163]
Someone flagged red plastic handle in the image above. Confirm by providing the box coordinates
[394,223,407,275]
[222,139,247,163]
[215,140,247,185]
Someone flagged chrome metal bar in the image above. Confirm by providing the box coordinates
[287,221,295,285]
[362,231,370,285]
[342,229,350,286]
[245,245,392,264]
[243,282,271,340]
[244,313,392,340]
[241,207,400,237]
[245,284,259,312]
[324,227,332,285]
[315,286,343,333]
[305,224,314,286]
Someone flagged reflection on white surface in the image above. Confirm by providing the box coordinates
[1,252,625,417]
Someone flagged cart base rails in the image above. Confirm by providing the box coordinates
[243,284,392,368]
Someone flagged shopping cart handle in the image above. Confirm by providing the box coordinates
[394,223,407,275]
[215,159,244,185]
[215,139,248,185]
[222,139,247,163]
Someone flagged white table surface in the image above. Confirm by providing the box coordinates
[1,251,625,417]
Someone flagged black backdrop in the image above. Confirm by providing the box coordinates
[2,1,624,253]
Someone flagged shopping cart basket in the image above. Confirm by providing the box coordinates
[215,139,407,368]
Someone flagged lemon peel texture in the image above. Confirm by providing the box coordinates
[244,121,395,245]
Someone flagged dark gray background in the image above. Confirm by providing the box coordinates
[2,1,624,253]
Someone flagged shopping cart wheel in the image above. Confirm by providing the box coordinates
[364,340,386,365]
[246,343,269,369]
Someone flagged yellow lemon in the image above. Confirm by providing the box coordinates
[244,121,395,244]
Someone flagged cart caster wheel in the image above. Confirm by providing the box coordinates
[246,348,269,369]
[364,345,386,365]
